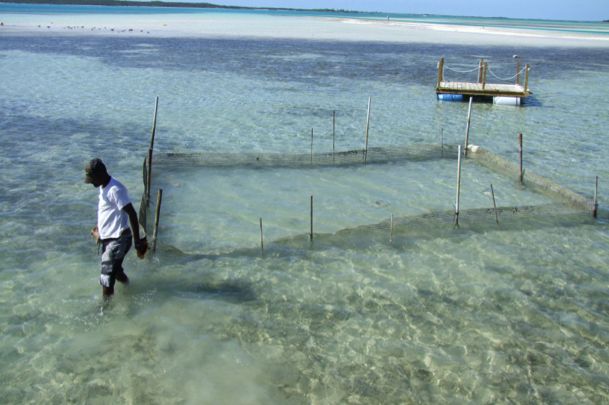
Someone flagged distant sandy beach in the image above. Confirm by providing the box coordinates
[2,11,609,48]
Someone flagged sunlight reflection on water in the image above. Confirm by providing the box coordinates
[1,29,609,403]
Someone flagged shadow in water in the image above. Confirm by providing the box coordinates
[179,282,256,302]
[157,275,258,303]
[522,95,543,107]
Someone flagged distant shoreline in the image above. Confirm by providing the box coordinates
[1,2,608,48]
[1,0,607,22]
[0,0,359,14]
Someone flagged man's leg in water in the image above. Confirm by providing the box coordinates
[100,235,132,298]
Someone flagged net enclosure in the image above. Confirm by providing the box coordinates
[138,143,596,257]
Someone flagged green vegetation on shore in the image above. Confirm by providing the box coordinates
[0,0,355,13]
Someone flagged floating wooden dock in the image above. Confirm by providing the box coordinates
[436,57,531,104]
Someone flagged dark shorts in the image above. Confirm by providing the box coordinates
[99,230,132,288]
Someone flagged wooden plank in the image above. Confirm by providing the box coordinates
[437,79,529,97]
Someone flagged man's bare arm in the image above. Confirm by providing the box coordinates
[122,203,147,258]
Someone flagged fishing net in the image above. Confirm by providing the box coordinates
[152,144,459,169]
[139,144,595,257]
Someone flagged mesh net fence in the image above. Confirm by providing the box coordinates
[139,144,595,257]
[151,203,593,260]
[152,144,459,169]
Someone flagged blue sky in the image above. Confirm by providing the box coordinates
[208,1,608,21]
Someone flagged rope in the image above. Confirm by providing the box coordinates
[444,65,480,74]
[444,63,528,82]
[487,66,527,82]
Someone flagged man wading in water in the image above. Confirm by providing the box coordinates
[85,158,147,298]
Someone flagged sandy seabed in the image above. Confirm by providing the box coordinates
[2,11,609,48]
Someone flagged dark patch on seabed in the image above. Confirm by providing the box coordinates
[1,35,609,86]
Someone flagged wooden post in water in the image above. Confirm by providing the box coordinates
[364,97,371,164]
[482,62,488,89]
[478,58,484,83]
[146,97,159,206]
[593,176,599,218]
[259,217,264,254]
[332,110,336,163]
[310,195,314,242]
[518,133,524,184]
[524,64,531,93]
[143,156,148,202]
[310,128,314,164]
[515,56,521,85]
[146,147,153,206]
[464,97,473,157]
[151,188,163,253]
[455,145,462,227]
[437,57,445,88]
[490,184,499,225]
[150,96,159,150]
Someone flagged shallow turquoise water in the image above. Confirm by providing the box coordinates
[1,11,609,404]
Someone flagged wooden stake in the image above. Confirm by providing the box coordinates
[310,195,314,242]
[437,57,445,88]
[490,184,499,225]
[464,97,473,157]
[150,96,159,151]
[138,191,148,235]
[515,58,521,85]
[310,128,314,164]
[146,147,153,206]
[143,155,148,201]
[524,64,530,93]
[146,97,159,205]
[518,133,524,184]
[332,110,336,163]
[259,217,264,253]
[455,145,462,227]
[593,176,599,218]
[482,62,488,89]
[478,58,484,83]
[364,97,371,164]
[152,188,163,253]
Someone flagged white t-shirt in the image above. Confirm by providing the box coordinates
[97,177,131,240]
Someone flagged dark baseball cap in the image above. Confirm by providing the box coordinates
[84,158,108,183]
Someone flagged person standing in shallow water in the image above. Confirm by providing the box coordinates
[85,158,147,298]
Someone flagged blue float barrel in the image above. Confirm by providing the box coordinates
[437,94,464,102]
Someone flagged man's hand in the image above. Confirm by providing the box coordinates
[91,226,100,243]
[135,237,148,259]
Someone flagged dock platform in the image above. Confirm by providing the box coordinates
[435,58,531,104]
